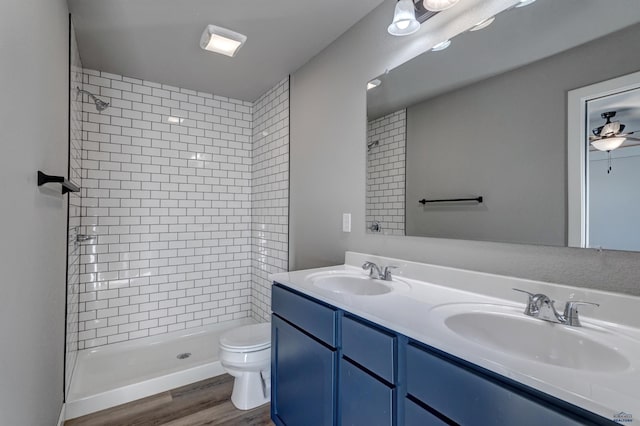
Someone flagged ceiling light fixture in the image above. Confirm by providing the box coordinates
[200,24,247,57]
[367,79,382,90]
[431,40,451,51]
[470,16,496,32]
[423,0,460,12]
[590,137,626,152]
[388,0,421,36]
[516,0,536,8]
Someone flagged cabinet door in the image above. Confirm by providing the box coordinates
[272,315,337,426]
[340,358,394,426]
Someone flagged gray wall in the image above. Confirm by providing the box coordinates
[405,25,640,246]
[0,0,69,424]
[289,0,640,296]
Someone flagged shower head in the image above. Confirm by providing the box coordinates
[76,87,110,112]
[94,98,110,112]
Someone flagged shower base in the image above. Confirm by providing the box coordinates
[65,317,255,420]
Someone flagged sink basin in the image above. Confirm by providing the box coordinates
[309,272,408,296]
[432,304,630,373]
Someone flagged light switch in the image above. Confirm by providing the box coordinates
[342,213,351,232]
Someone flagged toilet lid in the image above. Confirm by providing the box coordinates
[220,323,271,352]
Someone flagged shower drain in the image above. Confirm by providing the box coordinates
[176,352,192,360]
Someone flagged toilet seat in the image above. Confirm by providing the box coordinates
[220,323,271,352]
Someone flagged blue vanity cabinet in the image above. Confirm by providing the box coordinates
[271,284,338,426]
[340,315,398,426]
[404,341,615,426]
[270,282,614,426]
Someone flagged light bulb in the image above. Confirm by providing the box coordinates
[396,20,411,30]
[423,0,460,12]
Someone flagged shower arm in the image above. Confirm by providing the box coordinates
[76,86,110,111]
[77,87,97,102]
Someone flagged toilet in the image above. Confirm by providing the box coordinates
[219,323,271,410]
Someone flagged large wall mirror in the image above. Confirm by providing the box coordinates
[366,0,640,251]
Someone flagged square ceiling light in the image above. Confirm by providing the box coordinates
[200,24,247,57]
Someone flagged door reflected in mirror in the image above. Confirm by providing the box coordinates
[365,0,640,250]
[568,73,640,252]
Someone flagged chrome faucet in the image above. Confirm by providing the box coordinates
[362,261,382,279]
[362,262,398,281]
[513,289,599,327]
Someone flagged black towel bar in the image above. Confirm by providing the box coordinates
[419,196,483,204]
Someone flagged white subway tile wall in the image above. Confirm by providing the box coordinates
[78,70,255,349]
[366,110,406,236]
[251,78,289,322]
[66,23,83,393]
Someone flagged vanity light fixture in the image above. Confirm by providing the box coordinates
[367,79,382,90]
[431,40,451,51]
[516,0,536,8]
[200,24,247,57]
[388,0,421,36]
[167,116,184,124]
[590,137,626,152]
[423,0,460,12]
[470,16,496,32]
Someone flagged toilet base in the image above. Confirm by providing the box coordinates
[229,370,271,410]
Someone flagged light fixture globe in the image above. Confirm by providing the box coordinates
[591,137,626,152]
[423,0,460,12]
[388,0,420,36]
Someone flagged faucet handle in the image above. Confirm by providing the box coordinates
[362,261,374,269]
[512,288,535,297]
[563,301,600,327]
[362,261,380,278]
[513,288,539,315]
[382,265,398,281]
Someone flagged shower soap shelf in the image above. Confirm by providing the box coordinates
[37,171,80,194]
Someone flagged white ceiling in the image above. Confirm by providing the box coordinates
[367,0,640,119]
[67,0,385,101]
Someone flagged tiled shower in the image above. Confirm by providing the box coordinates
[366,109,406,236]
[66,34,289,358]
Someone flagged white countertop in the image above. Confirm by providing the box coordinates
[271,251,640,424]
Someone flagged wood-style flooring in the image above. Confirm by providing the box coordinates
[65,374,273,426]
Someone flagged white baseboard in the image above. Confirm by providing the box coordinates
[57,403,66,426]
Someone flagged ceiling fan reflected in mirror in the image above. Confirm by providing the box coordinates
[589,111,640,150]
[589,111,640,173]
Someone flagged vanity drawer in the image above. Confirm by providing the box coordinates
[272,284,337,347]
[406,342,589,426]
[342,315,396,383]
[341,358,394,426]
[404,398,449,426]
